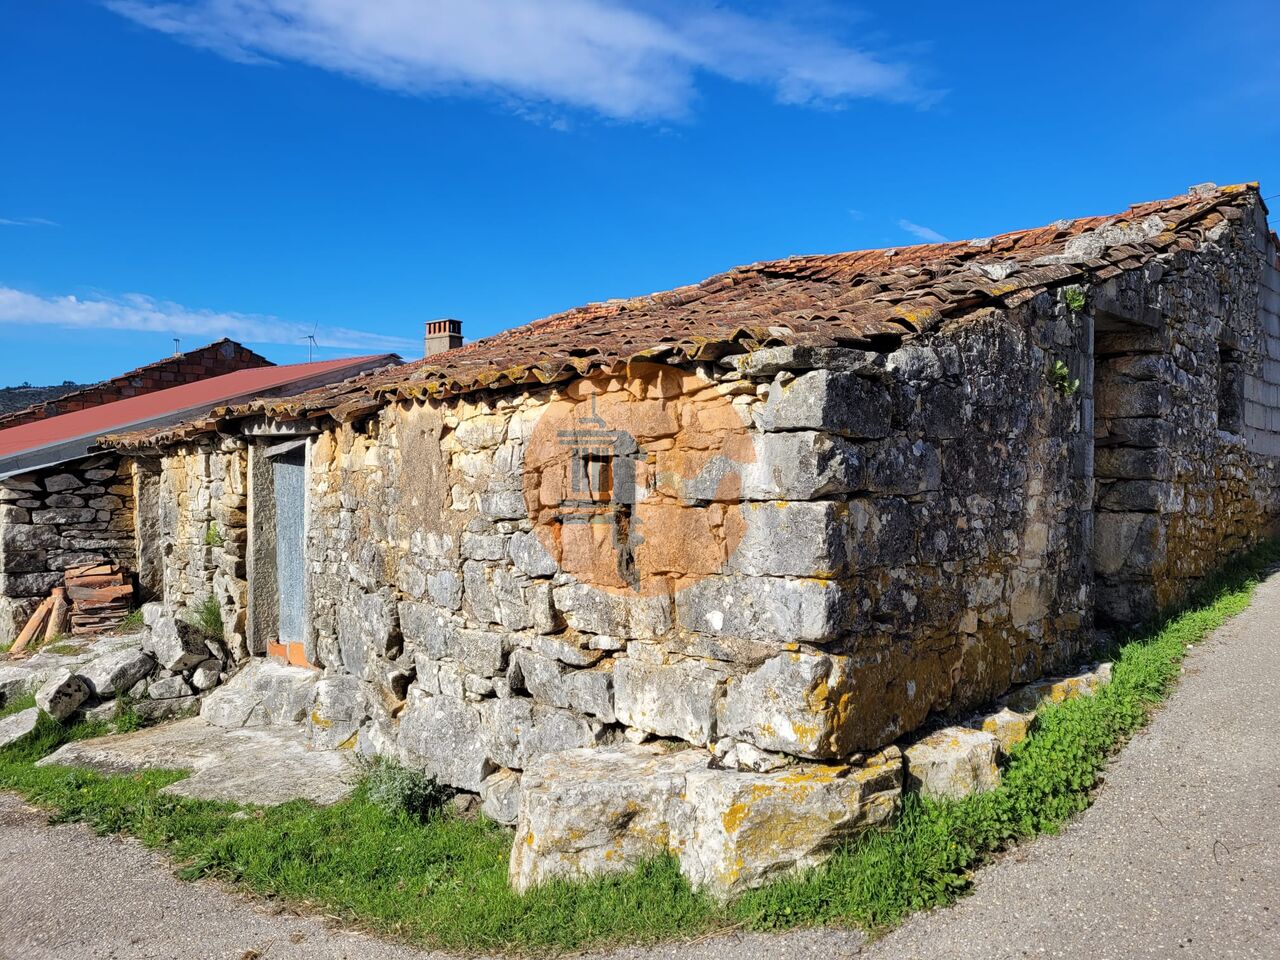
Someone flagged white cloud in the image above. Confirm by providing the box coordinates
[104,0,930,121]
[0,217,58,227]
[897,219,948,243]
[0,285,415,354]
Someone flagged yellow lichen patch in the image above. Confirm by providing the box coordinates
[721,801,750,835]
[774,766,846,786]
[337,730,359,751]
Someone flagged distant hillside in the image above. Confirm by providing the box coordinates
[0,382,88,417]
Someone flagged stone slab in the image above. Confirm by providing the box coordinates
[40,717,355,806]
[0,707,40,749]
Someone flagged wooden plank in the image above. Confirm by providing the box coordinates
[64,574,126,591]
[66,584,133,603]
[43,588,70,642]
[11,598,55,655]
[65,563,117,580]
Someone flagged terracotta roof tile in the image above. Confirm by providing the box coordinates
[109,183,1272,450]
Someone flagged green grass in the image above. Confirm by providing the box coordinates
[117,608,145,633]
[0,713,716,952]
[0,693,36,719]
[112,695,145,733]
[186,596,223,640]
[0,540,1276,953]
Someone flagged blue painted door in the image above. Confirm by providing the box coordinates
[273,448,306,648]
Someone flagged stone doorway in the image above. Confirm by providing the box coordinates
[131,456,165,603]
[1090,314,1171,625]
[273,447,307,661]
[247,438,313,666]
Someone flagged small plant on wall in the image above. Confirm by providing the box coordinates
[1049,359,1081,396]
[204,523,224,547]
[1063,285,1087,313]
[188,595,223,639]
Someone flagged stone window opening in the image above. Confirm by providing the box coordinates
[572,452,613,502]
[1217,342,1245,435]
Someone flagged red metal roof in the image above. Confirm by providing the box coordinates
[0,355,397,465]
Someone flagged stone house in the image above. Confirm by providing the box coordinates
[106,184,1280,893]
[0,350,400,643]
[0,338,273,429]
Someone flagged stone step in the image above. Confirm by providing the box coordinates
[200,658,319,730]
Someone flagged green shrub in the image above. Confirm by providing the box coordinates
[204,523,224,547]
[1063,285,1087,313]
[361,757,454,822]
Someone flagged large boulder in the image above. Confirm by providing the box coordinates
[147,614,212,673]
[904,727,1001,800]
[0,707,39,748]
[0,664,48,705]
[306,675,370,750]
[34,669,91,722]
[200,659,318,729]
[678,750,902,897]
[509,743,906,899]
[510,745,706,893]
[80,648,155,699]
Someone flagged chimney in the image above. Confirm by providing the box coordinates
[424,318,463,357]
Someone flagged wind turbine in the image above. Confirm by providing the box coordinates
[300,320,319,363]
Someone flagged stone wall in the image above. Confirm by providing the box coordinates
[1091,196,1280,622]
[283,291,1096,813]
[147,440,250,659]
[273,197,1278,798]
[128,208,1280,782]
[0,455,135,644]
[116,195,1280,897]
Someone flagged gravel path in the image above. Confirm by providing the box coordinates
[2,569,1277,960]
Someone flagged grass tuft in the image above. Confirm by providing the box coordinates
[0,540,1275,952]
[186,596,223,640]
[117,608,145,634]
[0,693,37,719]
[112,695,144,733]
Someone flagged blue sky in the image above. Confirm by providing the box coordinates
[3,0,1279,386]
